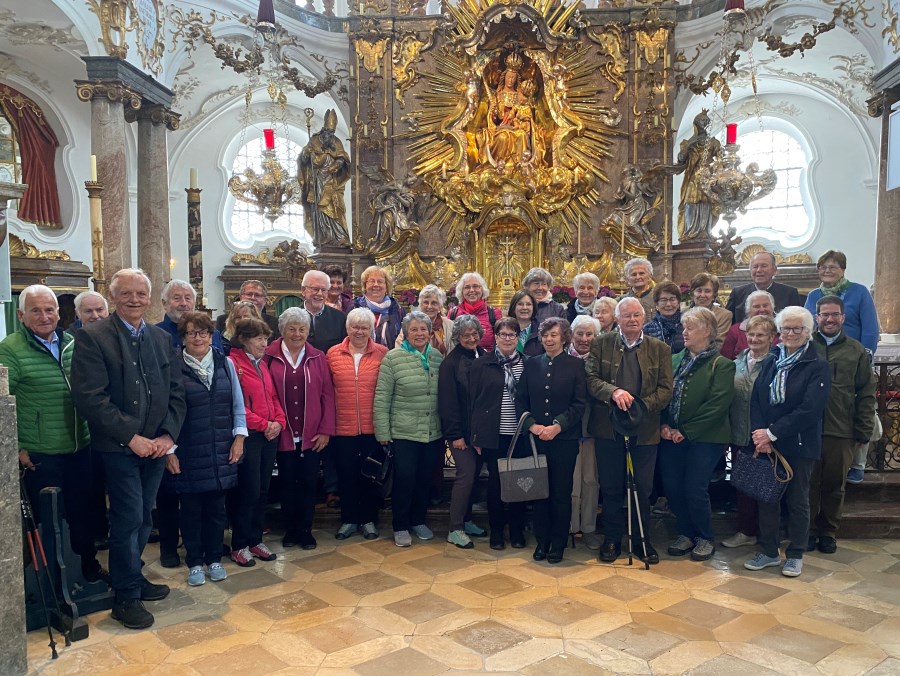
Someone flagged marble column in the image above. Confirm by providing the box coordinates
[0,368,26,675]
[135,105,179,324]
[75,81,141,283]
[871,88,900,341]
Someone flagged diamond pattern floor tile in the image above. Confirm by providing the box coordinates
[385,591,463,624]
[447,619,530,655]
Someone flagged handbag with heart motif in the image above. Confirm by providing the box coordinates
[497,412,549,503]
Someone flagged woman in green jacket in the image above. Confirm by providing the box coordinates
[374,311,444,548]
[660,307,735,562]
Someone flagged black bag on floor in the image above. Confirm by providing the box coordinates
[362,442,394,497]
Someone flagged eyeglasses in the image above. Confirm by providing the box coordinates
[780,326,806,335]
[817,312,843,320]
[303,286,328,294]
[657,297,679,304]
[818,265,842,272]
[497,332,518,339]
[242,292,266,299]
[185,329,210,338]
[619,313,644,321]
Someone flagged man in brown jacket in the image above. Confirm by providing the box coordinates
[585,297,673,565]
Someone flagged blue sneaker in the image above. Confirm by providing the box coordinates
[187,566,206,586]
[207,562,227,582]
[744,553,781,571]
[464,521,486,537]
[846,468,864,484]
[782,558,803,577]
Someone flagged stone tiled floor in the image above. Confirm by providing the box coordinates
[26,534,900,675]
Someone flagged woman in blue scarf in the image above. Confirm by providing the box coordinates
[354,265,406,348]
[745,306,830,579]
[643,281,684,353]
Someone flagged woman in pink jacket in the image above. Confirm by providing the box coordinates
[326,308,388,540]
[264,307,336,551]
[228,318,287,567]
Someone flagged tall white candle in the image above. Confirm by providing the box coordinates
[90,155,98,182]
[189,168,198,190]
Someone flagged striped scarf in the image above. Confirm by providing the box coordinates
[769,341,808,405]
[495,347,522,402]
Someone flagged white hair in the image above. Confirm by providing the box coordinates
[573,272,600,291]
[278,306,311,333]
[401,310,433,337]
[744,289,775,315]
[20,284,58,310]
[302,269,329,287]
[74,290,108,314]
[346,307,375,331]
[571,315,602,334]
[418,284,447,306]
[161,279,196,302]
[591,296,617,315]
[522,267,553,288]
[775,306,814,333]
[455,272,490,303]
[615,297,645,319]
[109,268,152,296]
[624,258,653,279]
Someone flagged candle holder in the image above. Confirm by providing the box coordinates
[84,180,107,296]
[186,186,207,311]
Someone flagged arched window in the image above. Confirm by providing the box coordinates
[729,126,814,247]
[227,133,311,247]
[0,110,22,184]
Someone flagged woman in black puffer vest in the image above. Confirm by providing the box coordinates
[163,312,248,586]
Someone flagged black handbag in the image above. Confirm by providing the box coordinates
[731,445,793,504]
[498,412,549,503]
[361,442,394,497]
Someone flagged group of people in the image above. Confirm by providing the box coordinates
[1,246,879,630]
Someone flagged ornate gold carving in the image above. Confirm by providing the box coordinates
[354,37,389,73]
[130,0,166,75]
[587,24,627,103]
[633,23,669,66]
[883,0,900,52]
[706,226,742,276]
[85,0,131,59]
[868,91,885,118]
[392,32,434,107]
[736,244,812,266]
[8,234,71,260]
[230,249,271,265]
[269,240,315,282]
[74,81,142,110]
[444,0,583,49]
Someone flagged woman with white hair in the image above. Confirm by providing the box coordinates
[449,272,502,349]
[721,289,779,360]
[659,307,735,563]
[263,307,336,551]
[590,296,618,334]
[327,308,389,541]
[744,306,830,578]
[522,267,566,324]
[567,272,601,323]
[396,285,454,355]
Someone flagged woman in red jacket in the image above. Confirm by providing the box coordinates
[264,307,336,551]
[227,318,286,567]
[327,308,389,540]
[449,272,502,350]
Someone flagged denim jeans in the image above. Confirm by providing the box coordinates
[658,439,724,542]
[101,452,166,600]
[179,491,227,567]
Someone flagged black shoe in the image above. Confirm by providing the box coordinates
[600,541,621,563]
[83,566,111,585]
[159,551,180,568]
[490,534,505,550]
[510,531,526,549]
[547,547,564,564]
[636,543,660,565]
[140,581,170,602]
[147,528,160,544]
[299,530,317,550]
[94,537,109,551]
[282,533,299,548]
[817,536,837,554]
[807,535,818,552]
[532,543,548,561]
[111,598,154,629]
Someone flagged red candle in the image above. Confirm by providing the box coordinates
[726,123,737,145]
[263,128,275,149]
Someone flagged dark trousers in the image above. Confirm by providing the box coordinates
[809,435,855,538]
[532,438,578,551]
[278,447,319,537]
[449,446,483,531]
[482,435,527,537]
[179,491,227,567]
[391,439,440,532]
[101,452,166,601]
[659,439,724,542]
[88,445,109,540]
[759,456,815,559]
[732,445,760,536]
[323,443,339,495]
[595,437,656,546]
[24,446,99,576]
[333,435,381,525]
[156,486,180,556]
[230,432,278,550]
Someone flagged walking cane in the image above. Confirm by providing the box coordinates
[610,397,651,571]
[625,438,650,570]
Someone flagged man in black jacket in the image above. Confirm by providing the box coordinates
[302,269,347,353]
[72,269,186,630]
[215,279,279,340]
[726,251,802,324]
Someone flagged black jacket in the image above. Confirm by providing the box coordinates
[438,344,484,444]
[468,353,511,450]
[750,343,831,461]
[516,352,587,441]
[72,313,186,454]
[727,282,802,325]
[307,304,347,354]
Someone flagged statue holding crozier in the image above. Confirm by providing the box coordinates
[298,109,351,247]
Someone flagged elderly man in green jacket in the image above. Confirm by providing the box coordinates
[0,284,104,583]
[810,295,877,554]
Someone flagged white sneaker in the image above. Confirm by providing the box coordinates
[447,530,474,549]
[394,530,412,547]
[722,532,758,548]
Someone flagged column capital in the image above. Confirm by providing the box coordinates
[75,79,142,111]
[128,104,181,130]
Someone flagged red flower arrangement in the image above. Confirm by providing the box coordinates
[551,285,576,303]
[396,288,420,308]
